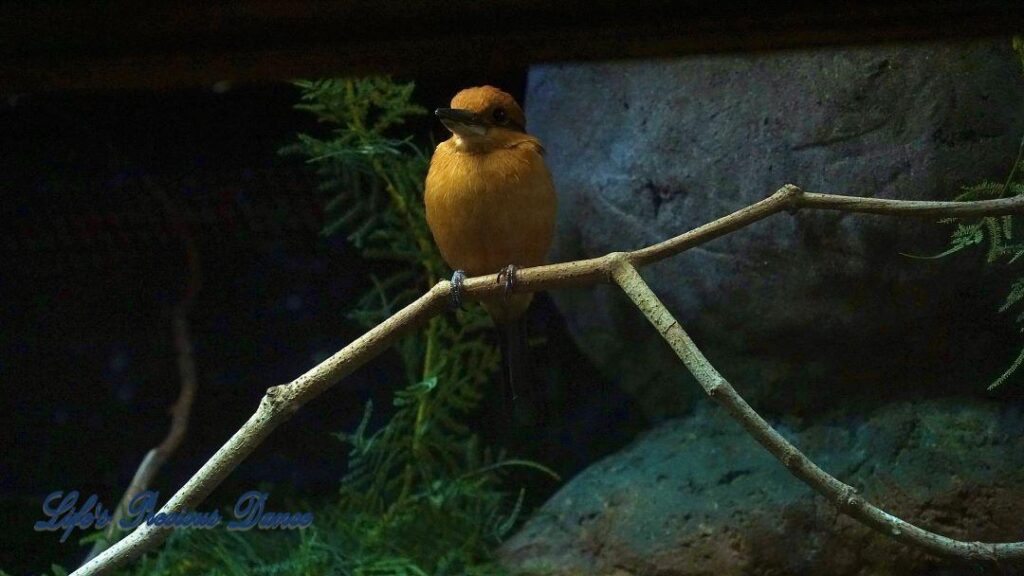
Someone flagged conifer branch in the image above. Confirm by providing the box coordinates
[73,185,1024,575]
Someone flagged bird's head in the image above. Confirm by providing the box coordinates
[435,86,527,152]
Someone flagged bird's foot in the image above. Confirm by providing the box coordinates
[449,270,467,310]
[497,264,518,301]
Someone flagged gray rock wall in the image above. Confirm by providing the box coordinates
[526,38,1024,418]
[501,398,1024,575]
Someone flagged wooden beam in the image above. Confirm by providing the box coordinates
[2,0,1022,92]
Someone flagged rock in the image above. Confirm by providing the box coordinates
[499,397,1024,575]
[525,38,1024,419]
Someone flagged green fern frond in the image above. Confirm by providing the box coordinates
[913,42,1024,389]
[953,180,1005,201]
[989,346,1024,391]
[917,126,1024,389]
[1000,279,1024,313]
[901,222,985,259]
[1006,243,1024,264]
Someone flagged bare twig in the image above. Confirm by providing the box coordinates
[83,180,204,563]
[610,256,1024,564]
[73,185,1024,575]
[74,283,449,575]
[83,302,198,563]
[796,191,1024,217]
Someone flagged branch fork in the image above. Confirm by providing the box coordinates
[74,185,1024,575]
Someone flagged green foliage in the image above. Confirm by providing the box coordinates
[280,76,556,574]
[281,78,439,277]
[290,78,562,575]
[67,77,551,576]
[926,151,1024,391]
[918,37,1024,390]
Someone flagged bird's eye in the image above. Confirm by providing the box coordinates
[492,107,507,123]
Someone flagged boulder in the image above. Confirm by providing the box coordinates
[500,398,1024,575]
[525,38,1024,418]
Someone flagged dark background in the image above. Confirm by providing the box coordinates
[3,1,1024,574]
[0,66,645,574]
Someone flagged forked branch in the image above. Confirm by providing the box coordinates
[74,185,1024,575]
[610,256,1024,564]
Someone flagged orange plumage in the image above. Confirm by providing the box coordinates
[424,86,557,323]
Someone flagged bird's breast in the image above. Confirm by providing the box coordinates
[424,141,557,276]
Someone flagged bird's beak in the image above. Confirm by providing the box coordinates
[435,108,487,136]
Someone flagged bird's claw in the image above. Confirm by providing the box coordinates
[449,270,467,310]
[497,264,518,301]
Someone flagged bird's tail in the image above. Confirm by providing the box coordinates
[485,295,546,426]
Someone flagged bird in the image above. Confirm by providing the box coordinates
[424,85,557,422]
